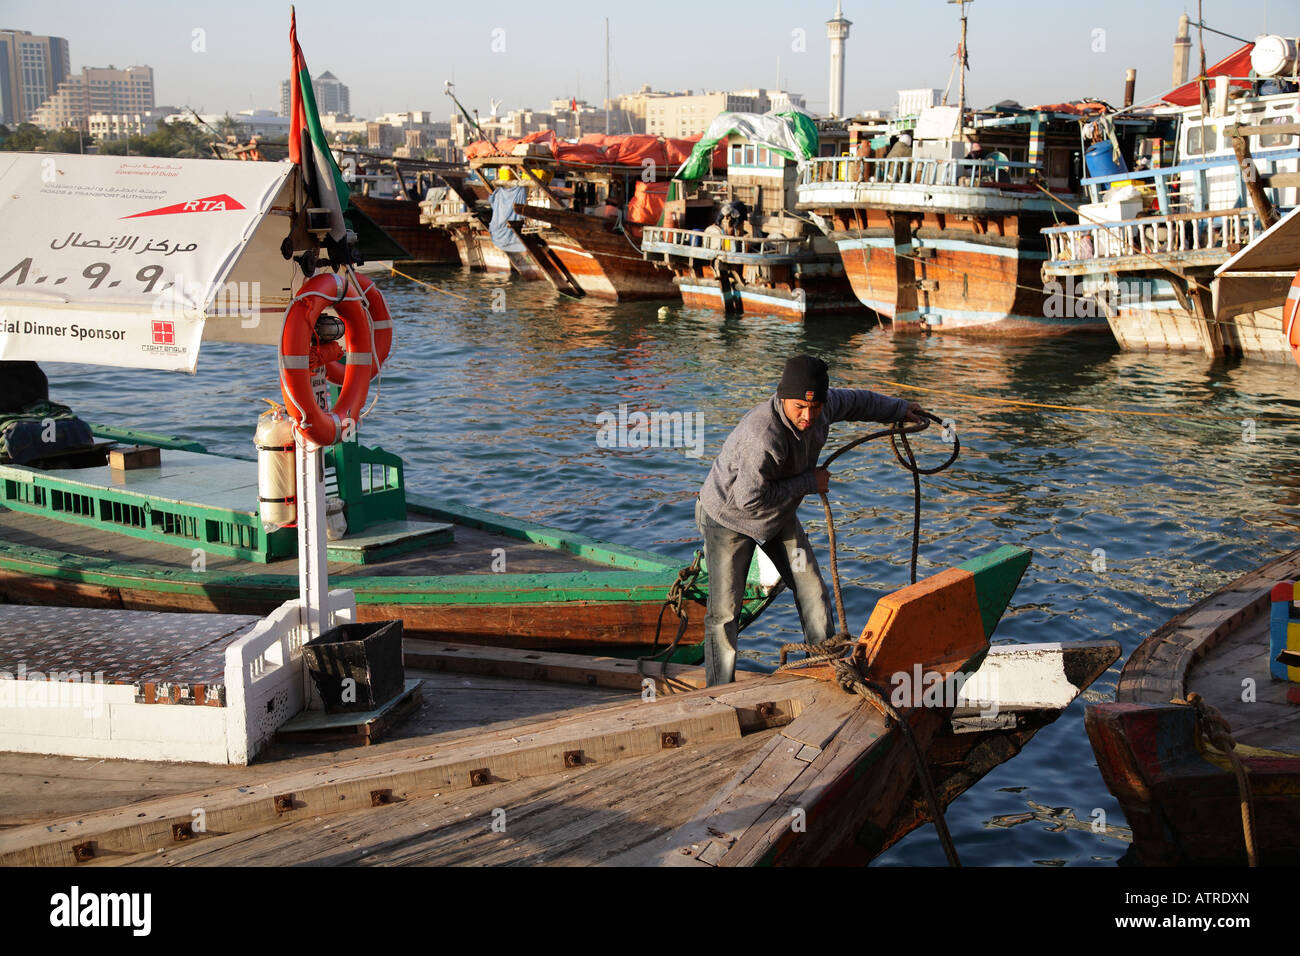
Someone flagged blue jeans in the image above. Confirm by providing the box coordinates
[694,498,834,686]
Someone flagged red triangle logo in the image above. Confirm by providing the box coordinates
[122,194,246,218]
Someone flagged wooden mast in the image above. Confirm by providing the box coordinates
[948,0,972,143]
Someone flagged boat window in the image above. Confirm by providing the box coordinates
[744,145,757,165]
[1185,123,1217,155]
[757,147,768,166]
[1257,115,1295,148]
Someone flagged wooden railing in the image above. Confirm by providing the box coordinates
[641,225,803,258]
[1079,147,1300,213]
[1043,208,1259,264]
[800,155,1040,188]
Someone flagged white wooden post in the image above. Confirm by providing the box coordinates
[296,434,330,640]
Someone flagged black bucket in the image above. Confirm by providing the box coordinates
[302,620,405,714]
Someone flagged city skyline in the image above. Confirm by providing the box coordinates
[1,0,1287,124]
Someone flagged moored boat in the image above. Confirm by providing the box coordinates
[335,151,461,265]
[0,545,1120,866]
[418,162,550,279]
[1086,547,1300,865]
[798,104,1141,336]
[642,112,869,320]
[468,131,713,301]
[0,424,776,653]
[1041,38,1300,360]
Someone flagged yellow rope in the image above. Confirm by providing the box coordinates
[872,379,1300,423]
[389,266,472,301]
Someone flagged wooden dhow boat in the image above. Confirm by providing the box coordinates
[0,545,1120,867]
[1086,546,1300,865]
[797,104,1144,336]
[0,422,773,653]
[468,131,714,301]
[1041,51,1300,361]
[417,161,551,280]
[641,113,868,320]
[795,4,1160,336]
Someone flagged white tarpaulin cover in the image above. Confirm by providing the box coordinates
[914,106,961,141]
[674,112,818,179]
[0,153,299,372]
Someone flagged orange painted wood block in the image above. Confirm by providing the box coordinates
[859,567,987,682]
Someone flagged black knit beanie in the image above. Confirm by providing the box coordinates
[777,354,829,403]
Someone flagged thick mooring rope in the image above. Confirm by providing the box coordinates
[777,413,963,864]
[1180,691,1259,866]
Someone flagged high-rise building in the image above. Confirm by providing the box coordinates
[281,71,350,116]
[826,1,852,119]
[32,65,154,131]
[0,29,71,126]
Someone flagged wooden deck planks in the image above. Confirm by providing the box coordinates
[1184,612,1300,755]
[0,669,628,828]
[0,672,817,865]
[112,732,774,867]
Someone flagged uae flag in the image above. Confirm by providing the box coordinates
[288,7,349,243]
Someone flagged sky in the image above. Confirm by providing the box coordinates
[1,0,1289,121]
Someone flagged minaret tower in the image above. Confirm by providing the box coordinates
[826,1,852,119]
[1172,13,1191,87]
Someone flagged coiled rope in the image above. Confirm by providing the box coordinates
[1177,691,1259,866]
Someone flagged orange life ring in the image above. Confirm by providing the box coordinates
[1287,267,1300,369]
[279,271,373,447]
[323,272,392,386]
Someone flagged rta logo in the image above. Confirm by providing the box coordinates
[151,320,175,345]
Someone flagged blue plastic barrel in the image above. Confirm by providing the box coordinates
[1085,142,1128,179]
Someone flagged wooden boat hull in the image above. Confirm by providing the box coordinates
[0,563,703,653]
[815,202,1105,335]
[1094,278,1287,360]
[440,220,546,278]
[829,217,1106,335]
[1086,547,1300,865]
[1087,702,1300,865]
[517,204,678,301]
[349,195,460,264]
[672,269,869,320]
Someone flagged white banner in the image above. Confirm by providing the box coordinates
[0,153,296,371]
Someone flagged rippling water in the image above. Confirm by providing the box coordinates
[42,266,1300,866]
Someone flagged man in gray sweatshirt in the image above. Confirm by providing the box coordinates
[695,354,925,685]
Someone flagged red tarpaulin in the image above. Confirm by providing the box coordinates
[465,128,555,159]
[1163,43,1256,106]
[625,180,670,224]
[468,131,726,173]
